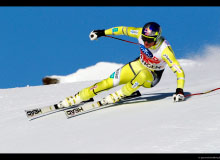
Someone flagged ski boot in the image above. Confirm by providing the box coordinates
[57,93,83,108]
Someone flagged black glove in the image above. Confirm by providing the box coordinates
[89,30,105,40]
[173,88,185,102]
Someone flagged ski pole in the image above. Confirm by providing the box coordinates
[184,87,220,98]
[104,35,140,45]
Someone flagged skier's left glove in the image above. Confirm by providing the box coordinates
[173,88,185,102]
[89,30,105,40]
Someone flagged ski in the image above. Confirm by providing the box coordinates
[65,90,142,119]
[25,98,94,120]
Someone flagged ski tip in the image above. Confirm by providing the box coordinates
[25,108,42,119]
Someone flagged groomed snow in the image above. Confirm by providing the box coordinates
[0,44,220,153]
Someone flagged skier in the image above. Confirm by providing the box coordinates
[57,22,185,108]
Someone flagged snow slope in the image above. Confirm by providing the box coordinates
[47,61,124,84]
[0,45,220,153]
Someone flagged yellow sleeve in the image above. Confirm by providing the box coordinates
[162,46,185,89]
[104,26,142,39]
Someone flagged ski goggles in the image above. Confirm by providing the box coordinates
[141,34,157,43]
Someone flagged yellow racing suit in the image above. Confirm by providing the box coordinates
[78,26,185,101]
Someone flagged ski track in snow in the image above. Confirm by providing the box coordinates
[0,45,220,153]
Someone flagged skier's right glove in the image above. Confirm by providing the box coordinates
[173,88,185,102]
[89,30,105,40]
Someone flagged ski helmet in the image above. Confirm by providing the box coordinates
[141,22,162,43]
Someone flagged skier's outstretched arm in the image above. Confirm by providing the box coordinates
[162,46,185,102]
[89,26,142,40]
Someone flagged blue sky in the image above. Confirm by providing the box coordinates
[0,6,220,89]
